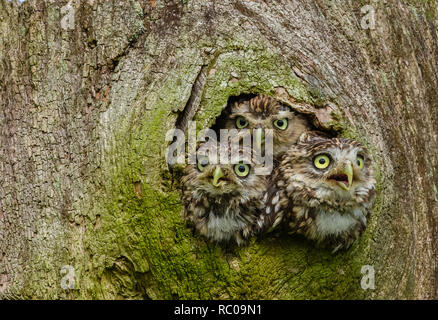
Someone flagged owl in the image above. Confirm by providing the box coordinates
[222,95,312,158]
[181,141,267,245]
[260,131,376,252]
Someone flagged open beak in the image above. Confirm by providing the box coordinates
[329,161,353,191]
[255,128,264,150]
[341,162,353,190]
[211,166,225,187]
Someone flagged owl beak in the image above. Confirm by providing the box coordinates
[329,161,354,190]
[255,128,264,150]
[339,162,354,191]
[211,166,225,187]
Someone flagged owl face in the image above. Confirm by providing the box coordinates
[224,95,310,156]
[283,133,375,205]
[181,143,267,244]
[184,147,265,201]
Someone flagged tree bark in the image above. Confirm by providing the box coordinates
[0,0,437,299]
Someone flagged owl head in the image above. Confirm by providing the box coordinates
[182,141,266,203]
[223,95,311,157]
[282,131,376,207]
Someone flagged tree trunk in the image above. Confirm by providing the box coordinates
[1,0,437,299]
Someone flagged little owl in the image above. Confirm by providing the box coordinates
[223,95,311,158]
[259,131,376,252]
[181,141,267,245]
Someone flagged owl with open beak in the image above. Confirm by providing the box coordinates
[260,131,376,252]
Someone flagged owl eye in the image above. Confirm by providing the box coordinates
[273,118,288,130]
[197,156,209,172]
[236,116,249,129]
[357,155,365,169]
[234,163,250,177]
[313,154,330,169]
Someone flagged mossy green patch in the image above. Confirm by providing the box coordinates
[196,47,314,129]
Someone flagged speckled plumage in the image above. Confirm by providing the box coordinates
[223,94,312,158]
[181,142,267,245]
[260,131,376,252]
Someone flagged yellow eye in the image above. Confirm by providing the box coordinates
[273,118,288,130]
[314,154,330,169]
[197,156,209,172]
[236,116,249,129]
[234,163,250,177]
[357,155,365,169]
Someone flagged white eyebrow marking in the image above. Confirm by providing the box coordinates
[277,110,292,117]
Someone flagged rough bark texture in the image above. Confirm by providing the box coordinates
[0,0,437,299]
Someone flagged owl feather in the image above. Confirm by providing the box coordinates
[261,131,376,252]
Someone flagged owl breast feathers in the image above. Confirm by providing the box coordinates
[181,142,268,245]
[260,131,376,252]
